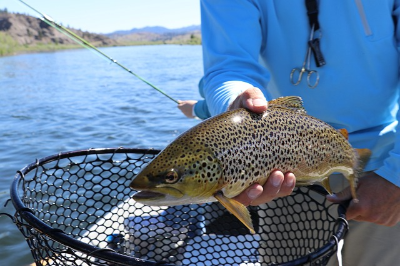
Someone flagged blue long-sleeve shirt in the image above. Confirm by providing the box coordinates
[201,0,400,186]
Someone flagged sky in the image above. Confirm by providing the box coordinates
[0,0,201,34]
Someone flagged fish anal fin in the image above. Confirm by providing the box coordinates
[321,177,333,194]
[268,96,306,113]
[337,128,349,140]
[214,192,255,234]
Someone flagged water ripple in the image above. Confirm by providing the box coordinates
[0,45,203,265]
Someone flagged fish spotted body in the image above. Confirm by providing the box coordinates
[130,96,370,234]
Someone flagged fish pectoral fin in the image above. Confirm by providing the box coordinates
[214,192,255,234]
[321,178,333,195]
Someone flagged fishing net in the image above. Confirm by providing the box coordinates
[7,148,348,266]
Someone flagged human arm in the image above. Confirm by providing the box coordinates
[201,0,294,203]
[202,0,400,225]
[200,0,270,116]
[327,172,400,226]
[324,3,399,226]
[178,100,198,119]
[177,100,211,120]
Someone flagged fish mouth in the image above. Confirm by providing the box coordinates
[131,186,184,205]
[132,190,165,200]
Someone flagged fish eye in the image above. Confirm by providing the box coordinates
[165,170,179,184]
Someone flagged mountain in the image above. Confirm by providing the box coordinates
[108,31,201,45]
[106,25,201,45]
[106,25,201,37]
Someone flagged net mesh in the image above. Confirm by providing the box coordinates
[9,148,348,266]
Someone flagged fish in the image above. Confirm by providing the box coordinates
[130,96,371,234]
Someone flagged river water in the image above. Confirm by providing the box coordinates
[0,45,203,265]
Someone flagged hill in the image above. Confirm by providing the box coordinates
[0,11,117,56]
[0,10,202,57]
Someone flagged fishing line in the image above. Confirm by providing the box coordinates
[17,0,179,104]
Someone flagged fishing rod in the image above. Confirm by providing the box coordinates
[17,0,179,104]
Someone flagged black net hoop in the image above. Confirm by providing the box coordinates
[9,147,348,266]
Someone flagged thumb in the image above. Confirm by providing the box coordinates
[229,87,268,113]
[326,186,353,203]
[243,87,268,113]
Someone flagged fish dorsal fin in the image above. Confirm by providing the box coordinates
[268,96,306,113]
[337,128,349,140]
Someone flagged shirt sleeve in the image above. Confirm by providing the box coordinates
[375,137,400,186]
[193,100,211,120]
[200,0,270,116]
[375,2,400,187]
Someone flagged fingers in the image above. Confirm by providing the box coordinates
[233,183,263,206]
[326,186,362,220]
[253,171,295,205]
[229,87,268,113]
[326,186,353,203]
[234,171,296,206]
[279,172,296,196]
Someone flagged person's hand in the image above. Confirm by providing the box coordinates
[234,171,296,206]
[327,172,400,226]
[228,87,268,113]
[177,100,198,118]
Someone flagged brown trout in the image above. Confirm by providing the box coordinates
[130,96,371,234]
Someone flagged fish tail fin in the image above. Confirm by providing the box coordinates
[347,173,359,203]
[214,192,255,234]
[355,148,372,171]
[346,148,371,202]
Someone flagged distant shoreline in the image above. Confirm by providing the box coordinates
[0,11,201,57]
[0,42,201,58]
